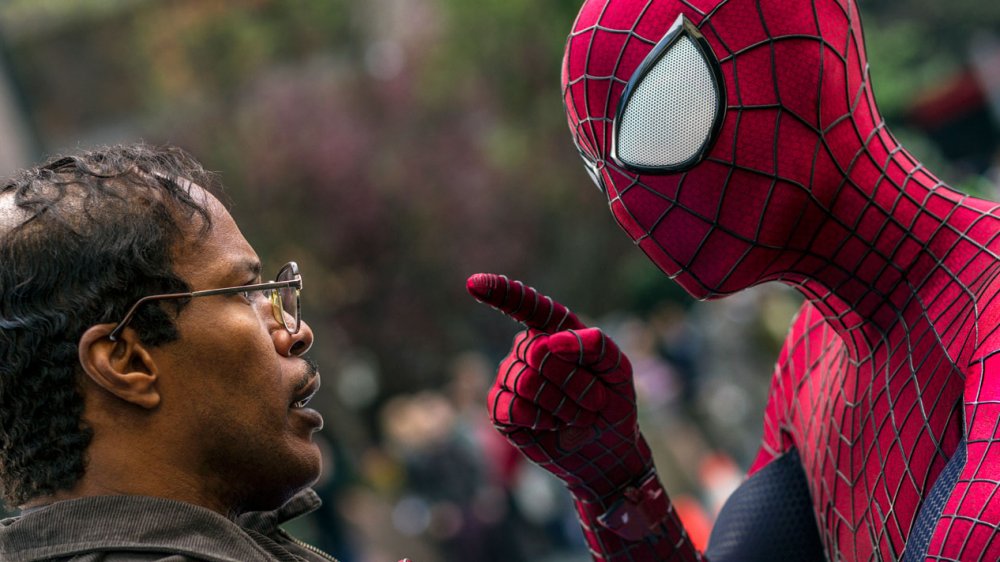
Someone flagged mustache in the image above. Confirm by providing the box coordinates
[304,356,319,377]
[294,356,320,392]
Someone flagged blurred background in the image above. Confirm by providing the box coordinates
[1,0,999,560]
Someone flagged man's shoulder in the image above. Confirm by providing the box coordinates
[0,491,329,562]
[34,553,199,561]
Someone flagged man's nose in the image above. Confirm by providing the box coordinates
[273,318,314,357]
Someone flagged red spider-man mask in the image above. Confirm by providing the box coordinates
[564,0,881,299]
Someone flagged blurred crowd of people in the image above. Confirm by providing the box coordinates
[0,283,800,560]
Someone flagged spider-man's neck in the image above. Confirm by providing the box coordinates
[780,140,1000,364]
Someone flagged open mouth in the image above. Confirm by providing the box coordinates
[290,376,320,409]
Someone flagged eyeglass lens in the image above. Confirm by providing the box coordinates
[275,264,299,333]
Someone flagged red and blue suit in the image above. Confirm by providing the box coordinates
[468,0,1000,560]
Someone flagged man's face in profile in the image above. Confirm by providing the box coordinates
[144,185,323,512]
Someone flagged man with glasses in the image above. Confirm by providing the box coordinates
[0,144,358,561]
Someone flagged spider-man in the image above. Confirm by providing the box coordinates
[468,0,1000,560]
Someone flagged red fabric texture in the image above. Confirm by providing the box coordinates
[538,0,1000,558]
[468,273,702,560]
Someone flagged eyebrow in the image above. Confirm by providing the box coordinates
[229,259,262,283]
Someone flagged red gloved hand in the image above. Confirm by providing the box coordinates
[466,273,654,504]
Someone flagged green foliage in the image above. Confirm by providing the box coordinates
[864,21,958,120]
[1,0,998,393]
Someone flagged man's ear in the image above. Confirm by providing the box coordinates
[78,325,161,410]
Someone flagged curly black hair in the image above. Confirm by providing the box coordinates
[0,143,219,508]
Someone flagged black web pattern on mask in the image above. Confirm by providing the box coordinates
[558,0,1000,560]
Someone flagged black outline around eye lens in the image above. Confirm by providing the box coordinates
[574,141,606,193]
[611,14,727,174]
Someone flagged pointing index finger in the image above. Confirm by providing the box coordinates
[466,273,587,333]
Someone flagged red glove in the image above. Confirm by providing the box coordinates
[468,274,701,559]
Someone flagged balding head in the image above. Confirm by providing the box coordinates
[0,190,27,233]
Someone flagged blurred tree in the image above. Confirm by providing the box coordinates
[0,0,659,403]
[0,0,997,451]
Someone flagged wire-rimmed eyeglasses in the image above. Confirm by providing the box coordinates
[108,261,302,341]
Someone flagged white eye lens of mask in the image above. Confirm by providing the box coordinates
[613,14,725,172]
